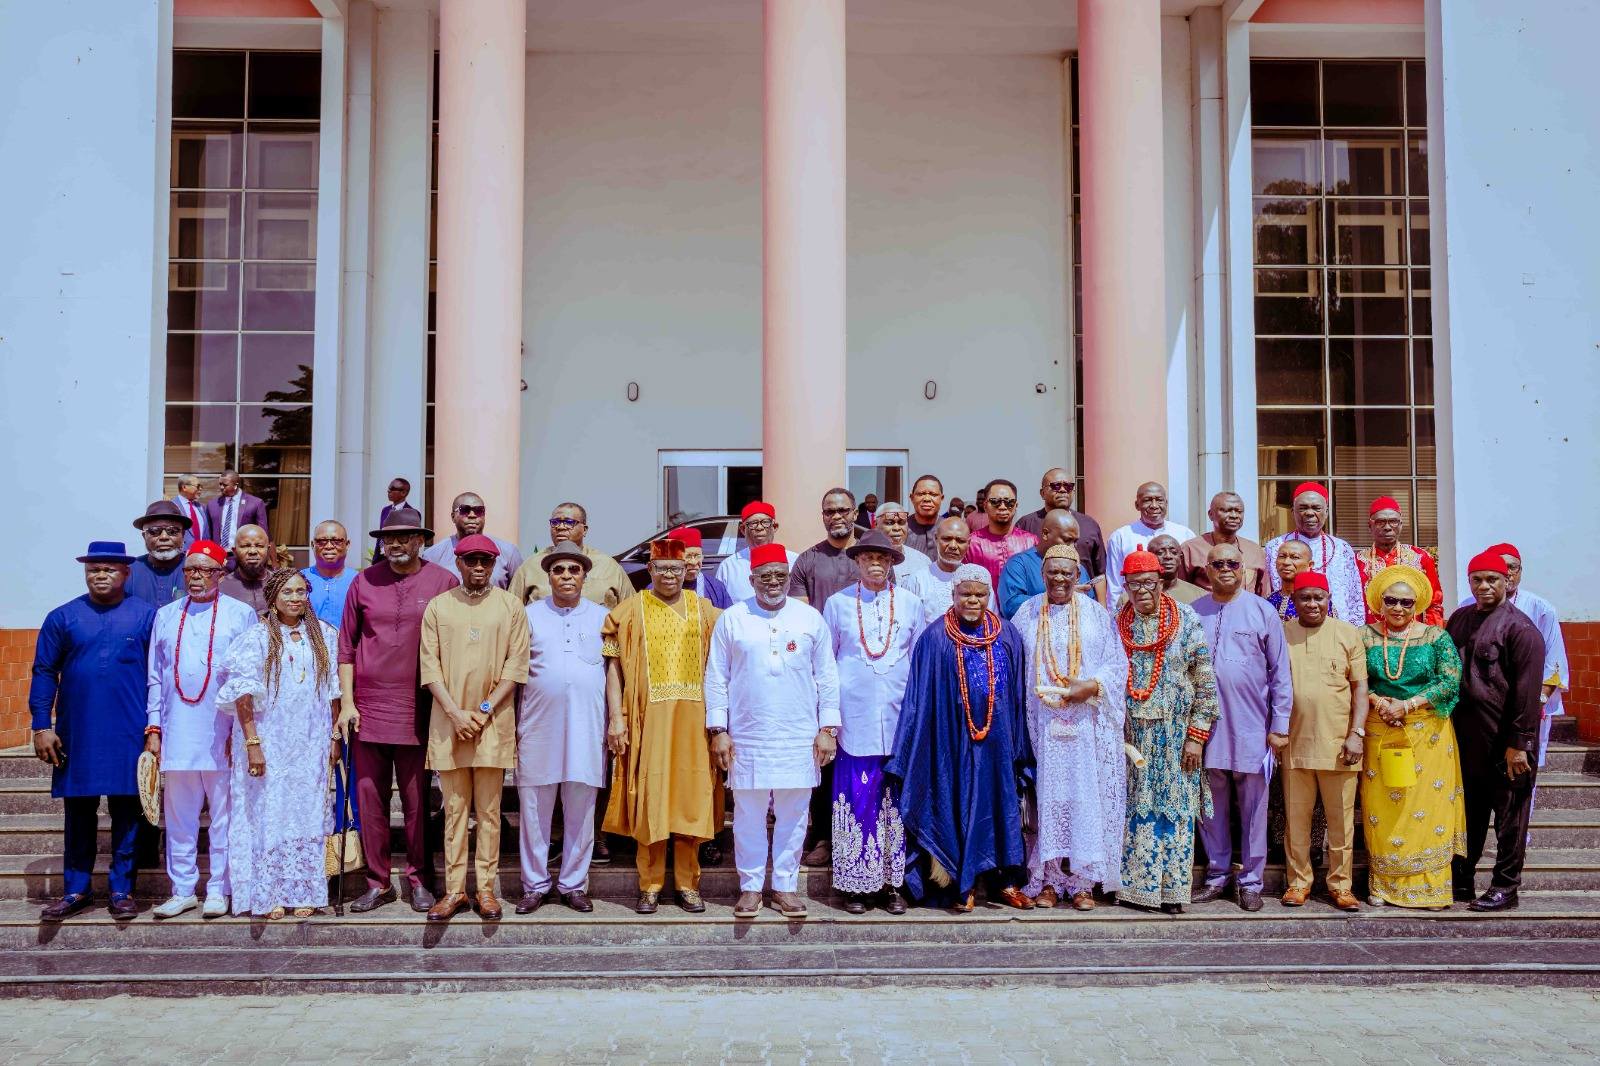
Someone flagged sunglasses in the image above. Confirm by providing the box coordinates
[822,506,854,518]
[1045,481,1073,492]
[1382,596,1416,609]
[987,498,1018,508]
[455,505,486,517]
[313,537,348,546]
[461,553,497,567]
[548,563,585,577]
[1207,559,1242,571]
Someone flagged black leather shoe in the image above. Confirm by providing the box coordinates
[1238,888,1264,912]
[1160,902,1185,915]
[1189,883,1229,904]
[698,840,722,866]
[563,890,594,913]
[1468,888,1519,912]
[41,893,92,923]
[884,888,908,915]
[1453,885,1477,903]
[842,894,867,915]
[410,885,437,913]
[349,886,396,913]
[592,837,612,866]
[516,892,550,915]
[109,895,139,921]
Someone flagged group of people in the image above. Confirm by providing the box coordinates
[28,467,1568,923]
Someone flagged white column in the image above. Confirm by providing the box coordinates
[1189,7,1230,513]
[1221,10,1259,534]
[1426,0,1600,611]
[365,5,434,538]
[0,0,171,626]
[334,0,376,547]
[310,12,347,539]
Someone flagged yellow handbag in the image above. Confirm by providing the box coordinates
[1379,737,1418,788]
[325,827,364,877]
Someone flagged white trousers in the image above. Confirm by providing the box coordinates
[732,787,809,893]
[164,769,230,899]
[517,783,597,896]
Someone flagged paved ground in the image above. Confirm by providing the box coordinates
[1,983,1597,1063]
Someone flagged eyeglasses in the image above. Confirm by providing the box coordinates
[313,537,348,546]
[1045,481,1073,492]
[549,517,582,528]
[144,525,184,537]
[1382,596,1416,609]
[184,565,223,577]
[461,553,496,567]
[1207,559,1242,571]
[987,498,1018,509]
[743,517,774,531]
[455,505,486,517]
[1125,578,1161,592]
[821,506,854,518]
[652,564,687,576]
[548,564,585,577]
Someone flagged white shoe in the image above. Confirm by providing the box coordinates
[153,895,199,919]
[202,894,229,918]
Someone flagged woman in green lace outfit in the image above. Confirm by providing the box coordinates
[1360,565,1465,908]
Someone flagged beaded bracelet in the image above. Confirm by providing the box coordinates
[1185,726,1210,744]
[144,725,162,737]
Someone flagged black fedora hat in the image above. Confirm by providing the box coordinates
[539,541,593,574]
[845,528,904,566]
[368,506,432,540]
[132,499,192,531]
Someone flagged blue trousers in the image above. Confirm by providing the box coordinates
[63,795,141,898]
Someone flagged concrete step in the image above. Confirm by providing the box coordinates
[1544,743,1600,776]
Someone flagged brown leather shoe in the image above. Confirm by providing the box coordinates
[426,891,470,922]
[1280,885,1311,907]
[1328,888,1362,912]
[1071,890,1096,911]
[997,886,1035,910]
[1033,886,1059,909]
[771,891,808,918]
[733,891,762,918]
[475,891,502,921]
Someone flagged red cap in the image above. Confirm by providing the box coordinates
[1120,549,1161,577]
[667,525,702,548]
[750,543,788,569]
[1368,496,1401,517]
[1291,482,1328,502]
[1487,542,1520,560]
[453,533,499,558]
[740,501,776,522]
[188,541,228,563]
[1466,550,1509,576]
[1291,571,1330,593]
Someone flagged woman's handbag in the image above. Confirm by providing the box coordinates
[1379,736,1418,788]
[325,746,363,911]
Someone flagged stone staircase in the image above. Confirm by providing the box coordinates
[3,720,1599,995]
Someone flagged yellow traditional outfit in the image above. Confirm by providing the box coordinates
[510,544,635,608]
[1359,565,1465,908]
[419,586,531,896]
[601,589,722,893]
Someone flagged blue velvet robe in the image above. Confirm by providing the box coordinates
[125,555,185,608]
[887,615,1031,897]
[28,595,157,797]
[693,572,733,610]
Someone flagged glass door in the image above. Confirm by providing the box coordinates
[659,450,909,528]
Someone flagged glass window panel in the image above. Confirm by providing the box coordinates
[1321,62,1403,127]
[241,333,313,403]
[1251,60,1319,126]
[1415,480,1438,550]
[1327,337,1408,406]
[242,262,316,330]
[664,467,720,524]
[242,477,312,554]
[1328,269,1407,335]
[244,192,317,260]
[1414,409,1436,475]
[1405,62,1426,128]
[166,333,238,403]
[426,334,436,404]
[173,52,245,119]
[1072,264,1082,329]
[1071,198,1081,265]
[1325,199,1406,266]
[1407,200,1430,265]
[1331,479,1415,545]
[1257,409,1326,476]
[246,127,319,190]
[1069,57,1078,126]
[239,404,312,475]
[1253,133,1321,196]
[1324,133,1403,197]
[1411,269,1432,334]
[1407,137,1428,196]
[170,192,241,260]
[1330,409,1410,476]
[1413,339,1434,403]
[1257,480,1313,542]
[172,126,242,190]
[1256,338,1324,405]
[247,51,321,120]
[164,404,234,474]
[425,405,435,476]
[167,261,240,331]
[1254,198,1320,265]
[1255,269,1323,335]
[427,263,437,331]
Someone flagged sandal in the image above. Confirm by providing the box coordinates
[266,907,285,921]
[292,907,315,918]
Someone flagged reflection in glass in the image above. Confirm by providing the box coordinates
[243,262,315,330]
[244,192,317,260]
[1331,480,1414,544]
[1411,269,1432,334]
[168,262,240,331]
[1413,409,1436,475]
[247,52,321,120]
[1324,133,1403,196]
[1254,198,1320,265]
[1328,269,1407,335]
[170,192,241,260]
[1328,338,1408,406]
[241,333,313,401]
[1326,199,1406,266]
[1407,138,1428,196]
[1415,480,1439,550]
[172,126,242,190]
[665,467,720,524]
[1407,200,1430,265]
[173,52,245,119]
[1413,339,1434,403]
[1253,134,1321,196]
[246,128,319,190]
[1258,410,1327,475]
[1256,338,1323,405]
[1331,409,1410,476]
[1251,61,1319,127]
[1255,269,1322,335]
[1405,62,1427,128]
[239,401,313,475]
[1321,62,1403,127]
[166,333,238,403]
[164,404,234,473]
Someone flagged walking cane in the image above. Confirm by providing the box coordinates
[333,744,355,917]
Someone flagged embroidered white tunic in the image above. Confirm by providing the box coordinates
[892,545,932,580]
[1105,519,1199,604]
[146,595,259,772]
[704,599,841,790]
[1264,531,1365,626]
[516,597,609,788]
[821,583,924,757]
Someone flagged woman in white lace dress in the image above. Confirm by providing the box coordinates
[1012,545,1130,909]
[218,568,341,919]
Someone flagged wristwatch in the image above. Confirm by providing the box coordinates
[479,700,494,717]
[706,726,728,737]
[820,726,839,739]
[1350,726,1366,739]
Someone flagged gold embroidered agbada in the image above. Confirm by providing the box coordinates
[601,590,722,845]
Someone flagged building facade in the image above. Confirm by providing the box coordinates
[2,0,1597,739]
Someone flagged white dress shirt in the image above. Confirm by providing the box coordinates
[1105,519,1199,603]
[821,583,924,757]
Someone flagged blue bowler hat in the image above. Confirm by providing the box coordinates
[76,541,135,565]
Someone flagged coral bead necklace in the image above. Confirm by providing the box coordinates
[1118,594,1179,702]
[944,608,1001,741]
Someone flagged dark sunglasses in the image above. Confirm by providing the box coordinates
[455,505,486,517]
[461,553,497,566]
[822,506,854,518]
[313,537,348,546]
[1207,559,1242,571]
[1044,481,1073,492]
[548,563,585,577]
[1382,596,1416,609]
[987,498,1018,508]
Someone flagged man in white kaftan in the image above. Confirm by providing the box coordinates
[515,543,610,913]
[145,540,258,918]
[1104,482,1198,604]
[705,543,841,919]
[1262,482,1364,625]
[1012,545,1130,908]
[713,501,798,603]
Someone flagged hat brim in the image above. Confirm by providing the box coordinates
[846,542,905,565]
[1364,563,1432,619]
[367,524,432,540]
[540,553,593,574]
[132,514,193,531]
[76,553,135,565]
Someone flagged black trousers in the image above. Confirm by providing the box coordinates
[1453,762,1537,892]
[806,763,835,848]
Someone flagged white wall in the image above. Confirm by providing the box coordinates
[516,51,1071,550]
[1428,0,1600,618]
[0,0,170,627]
